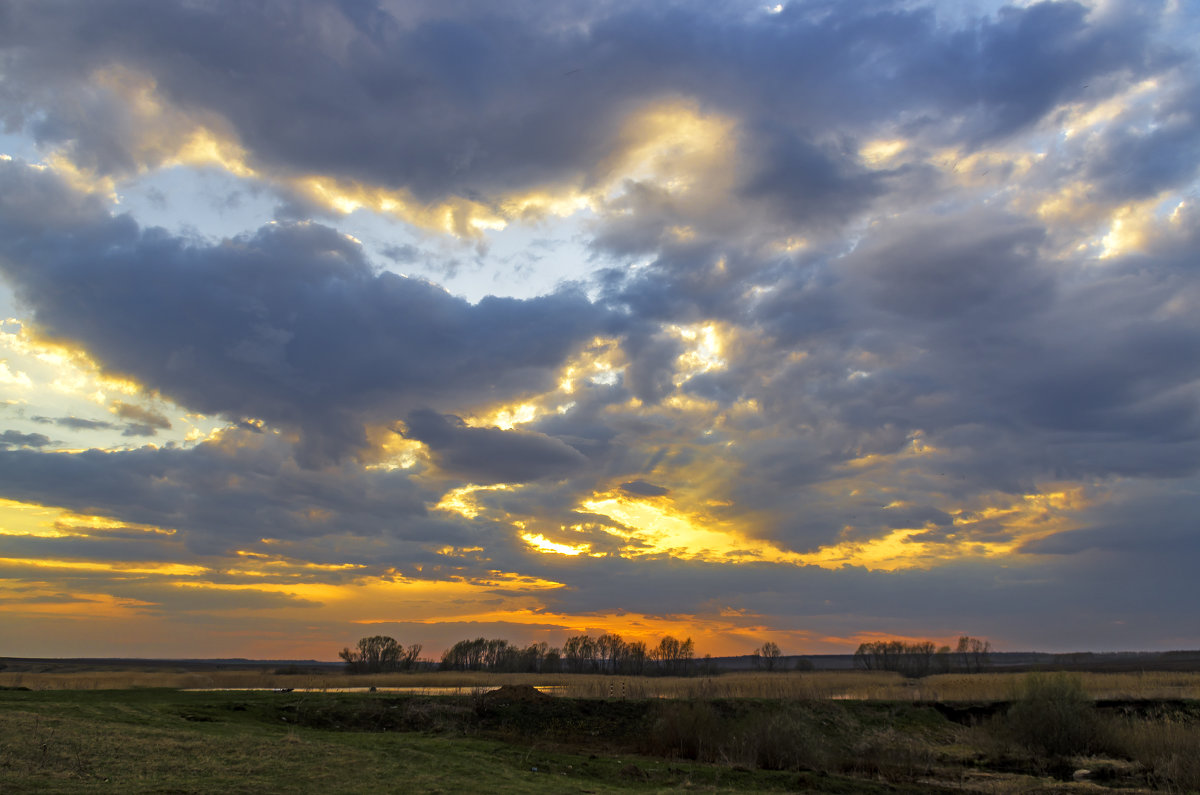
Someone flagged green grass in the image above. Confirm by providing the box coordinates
[4,686,1200,793]
[0,689,942,794]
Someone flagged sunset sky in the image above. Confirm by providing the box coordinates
[1,0,1199,660]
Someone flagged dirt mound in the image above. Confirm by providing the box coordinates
[482,684,554,704]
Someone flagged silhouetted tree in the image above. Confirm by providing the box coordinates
[935,645,953,673]
[596,632,626,674]
[956,636,992,673]
[854,639,942,677]
[563,634,598,673]
[623,640,648,675]
[339,636,421,673]
[753,641,783,671]
[652,635,694,675]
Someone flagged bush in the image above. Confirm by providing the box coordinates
[644,703,831,772]
[728,712,828,771]
[1107,715,1200,792]
[841,729,934,783]
[644,702,723,760]
[1001,673,1102,757]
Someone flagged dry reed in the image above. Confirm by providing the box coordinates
[3,668,1198,700]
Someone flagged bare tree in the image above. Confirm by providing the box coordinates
[652,635,694,675]
[854,639,944,678]
[563,634,598,673]
[340,636,421,673]
[624,640,648,675]
[596,632,626,674]
[755,641,783,671]
[956,636,992,673]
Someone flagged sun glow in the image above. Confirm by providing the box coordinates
[521,532,589,556]
[0,499,176,538]
[581,492,797,563]
[434,483,513,519]
[0,557,207,576]
[859,138,907,167]
[1059,78,1159,140]
[2,321,140,399]
[668,322,727,386]
[609,100,739,192]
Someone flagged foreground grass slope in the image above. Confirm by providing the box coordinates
[0,688,949,794]
[1,680,1198,793]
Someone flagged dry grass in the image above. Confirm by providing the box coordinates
[916,671,1200,701]
[1107,715,1200,792]
[3,668,1199,701]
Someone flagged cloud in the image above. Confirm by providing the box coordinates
[840,209,1050,321]
[0,429,51,448]
[0,0,1198,656]
[619,480,669,498]
[34,416,118,431]
[402,409,589,484]
[0,0,1167,214]
[0,430,437,555]
[0,158,612,465]
[112,401,171,431]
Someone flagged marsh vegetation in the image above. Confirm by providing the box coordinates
[4,667,1200,701]
[1,670,1199,792]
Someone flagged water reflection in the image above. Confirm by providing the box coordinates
[181,685,567,695]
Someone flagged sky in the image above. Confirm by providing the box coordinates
[1,0,1198,661]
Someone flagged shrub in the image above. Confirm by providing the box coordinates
[1107,715,1200,792]
[1001,673,1102,757]
[728,712,828,771]
[644,701,723,760]
[841,729,934,783]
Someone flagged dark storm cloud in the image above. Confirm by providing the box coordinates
[402,409,589,484]
[0,0,1167,205]
[0,159,610,464]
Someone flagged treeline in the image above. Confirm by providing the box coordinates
[338,632,702,675]
[441,633,699,675]
[854,635,991,677]
[339,632,994,677]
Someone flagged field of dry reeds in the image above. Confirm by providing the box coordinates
[4,667,1200,700]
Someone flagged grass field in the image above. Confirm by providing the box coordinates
[1,674,1199,793]
[4,668,1200,701]
[0,687,950,794]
